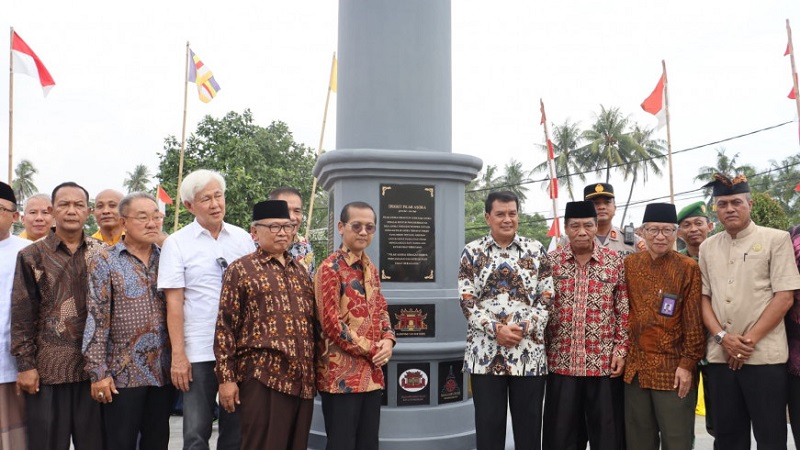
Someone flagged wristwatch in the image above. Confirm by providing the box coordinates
[714,330,727,345]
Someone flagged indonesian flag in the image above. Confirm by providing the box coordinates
[11,32,55,96]
[157,185,173,214]
[547,218,560,252]
[641,73,666,130]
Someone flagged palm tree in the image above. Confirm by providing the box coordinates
[580,105,643,183]
[12,159,38,203]
[124,164,152,193]
[532,119,586,201]
[498,159,530,205]
[619,125,666,224]
[693,148,756,185]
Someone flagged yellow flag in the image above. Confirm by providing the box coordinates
[329,54,338,93]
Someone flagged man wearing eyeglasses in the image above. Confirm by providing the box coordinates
[214,200,315,450]
[269,187,315,276]
[315,201,395,450]
[91,189,125,245]
[158,169,255,450]
[623,203,704,450]
[82,192,173,449]
[699,174,800,450]
[459,191,554,450]
[11,182,106,449]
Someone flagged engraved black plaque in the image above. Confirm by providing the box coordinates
[379,184,435,282]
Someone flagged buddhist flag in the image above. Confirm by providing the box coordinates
[641,73,667,130]
[329,54,338,93]
[188,49,220,103]
[11,31,55,96]
[157,185,173,214]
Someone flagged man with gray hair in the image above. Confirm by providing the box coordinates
[158,170,255,449]
[18,193,53,241]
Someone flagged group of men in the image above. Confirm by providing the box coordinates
[0,169,395,450]
[461,175,800,450]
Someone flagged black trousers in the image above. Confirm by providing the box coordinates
[699,365,719,450]
[471,374,546,450]
[543,374,623,450]
[788,373,800,450]
[102,384,175,450]
[25,380,104,450]
[320,390,382,450]
[705,363,788,450]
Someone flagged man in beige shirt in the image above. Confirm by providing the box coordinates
[699,173,800,450]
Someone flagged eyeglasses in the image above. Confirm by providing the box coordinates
[216,257,228,270]
[644,227,676,237]
[0,206,17,214]
[253,223,296,233]
[345,222,376,234]
[124,214,165,224]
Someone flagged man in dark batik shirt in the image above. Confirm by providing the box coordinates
[214,200,315,450]
[11,182,105,450]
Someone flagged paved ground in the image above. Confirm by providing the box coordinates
[163,414,797,449]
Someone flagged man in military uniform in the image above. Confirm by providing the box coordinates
[677,201,714,261]
[582,183,646,257]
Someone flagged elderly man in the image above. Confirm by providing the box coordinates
[215,200,315,450]
[18,193,53,241]
[268,187,314,275]
[316,201,395,450]
[677,201,714,260]
[581,183,646,257]
[699,174,800,450]
[459,191,553,450]
[91,189,125,245]
[82,192,172,450]
[11,182,105,449]
[158,169,254,449]
[623,203,704,450]
[0,182,30,448]
[544,201,628,450]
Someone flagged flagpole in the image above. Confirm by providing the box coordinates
[662,59,675,204]
[173,41,190,232]
[540,99,560,239]
[787,19,800,146]
[304,51,336,241]
[8,27,14,186]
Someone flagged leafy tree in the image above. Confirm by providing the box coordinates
[156,109,317,232]
[532,119,586,201]
[497,160,530,204]
[750,192,791,231]
[619,125,666,224]
[124,164,152,193]
[581,105,644,183]
[12,159,38,204]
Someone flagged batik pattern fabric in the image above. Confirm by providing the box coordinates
[458,234,554,376]
[82,242,170,388]
[545,244,629,376]
[288,236,315,278]
[11,231,105,384]
[786,224,800,376]
[315,247,395,394]
[214,249,316,399]
[623,250,704,390]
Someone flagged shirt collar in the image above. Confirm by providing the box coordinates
[190,218,231,238]
[256,247,296,266]
[338,245,371,268]
[727,220,756,240]
[482,233,522,251]
[117,241,161,259]
[45,229,89,252]
[564,242,604,263]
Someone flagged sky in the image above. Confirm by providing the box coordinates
[3,0,800,226]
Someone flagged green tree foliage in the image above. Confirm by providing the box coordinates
[750,192,790,230]
[581,105,646,183]
[532,119,586,202]
[12,159,38,204]
[156,109,317,232]
[124,164,152,193]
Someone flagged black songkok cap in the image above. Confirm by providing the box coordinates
[583,183,615,200]
[642,202,678,224]
[702,173,751,196]
[252,200,290,221]
[0,182,16,206]
[564,201,597,220]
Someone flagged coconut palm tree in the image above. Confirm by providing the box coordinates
[532,119,587,201]
[580,105,643,183]
[123,164,152,193]
[11,159,38,204]
[619,125,667,224]
[498,160,530,205]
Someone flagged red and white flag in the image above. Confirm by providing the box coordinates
[641,73,667,130]
[157,185,173,214]
[11,31,55,96]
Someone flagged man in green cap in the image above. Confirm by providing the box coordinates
[676,201,714,261]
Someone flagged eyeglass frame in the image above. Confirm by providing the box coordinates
[344,222,377,234]
[643,226,677,237]
[123,214,166,224]
[253,223,296,234]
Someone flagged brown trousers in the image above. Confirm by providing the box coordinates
[238,378,313,450]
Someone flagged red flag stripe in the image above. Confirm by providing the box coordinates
[11,32,56,93]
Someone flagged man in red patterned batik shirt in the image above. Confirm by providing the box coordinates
[315,201,395,450]
[544,201,629,450]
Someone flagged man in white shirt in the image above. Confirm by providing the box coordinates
[0,182,30,448]
[158,170,255,450]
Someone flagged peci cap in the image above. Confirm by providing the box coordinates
[642,202,678,224]
[702,173,750,197]
[564,201,597,220]
[252,200,290,221]
[0,182,16,206]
